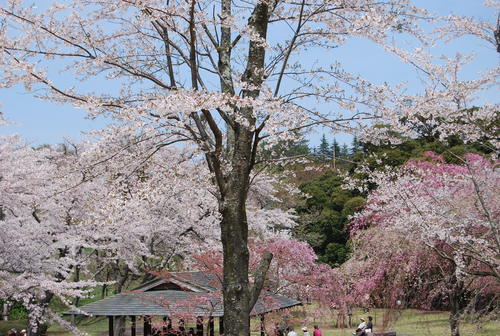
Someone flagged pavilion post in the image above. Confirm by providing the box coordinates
[163,316,172,333]
[108,316,114,336]
[196,316,203,336]
[179,318,185,334]
[144,316,152,336]
[2,302,9,321]
[209,317,214,336]
[130,316,136,336]
[260,315,265,336]
[219,317,224,335]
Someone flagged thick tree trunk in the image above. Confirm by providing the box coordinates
[449,314,460,336]
[448,276,464,336]
[449,289,461,336]
[220,165,252,336]
[27,295,52,336]
[27,310,42,336]
[2,302,9,321]
[218,148,273,335]
[211,1,272,334]
[114,316,127,336]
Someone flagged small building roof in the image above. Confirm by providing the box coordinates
[65,290,300,317]
[133,272,219,293]
[65,271,301,317]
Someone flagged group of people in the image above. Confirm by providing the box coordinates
[151,326,197,336]
[5,329,26,336]
[353,316,373,336]
[150,317,199,336]
[276,325,322,336]
[275,317,373,336]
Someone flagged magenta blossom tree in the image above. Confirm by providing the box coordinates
[344,152,499,336]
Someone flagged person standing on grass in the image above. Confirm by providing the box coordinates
[274,323,284,336]
[365,316,373,333]
[302,326,309,336]
[313,325,322,336]
[287,326,297,336]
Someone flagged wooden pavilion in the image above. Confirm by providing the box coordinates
[65,271,301,336]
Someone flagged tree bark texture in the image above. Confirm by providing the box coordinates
[183,0,273,333]
[27,310,42,336]
[27,294,52,336]
[114,316,127,336]
[448,276,464,336]
[216,1,273,333]
[2,303,9,321]
[220,152,253,336]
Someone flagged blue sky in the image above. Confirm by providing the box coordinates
[0,0,498,147]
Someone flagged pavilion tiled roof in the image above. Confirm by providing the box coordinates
[133,272,220,292]
[65,272,301,317]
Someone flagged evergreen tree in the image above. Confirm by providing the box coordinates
[340,144,350,158]
[317,134,332,161]
[295,171,364,266]
[259,138,310,161]
[351,136,361,154]
[331,138,341,158]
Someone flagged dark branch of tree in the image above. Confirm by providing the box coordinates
[189,0,199,90]
[274,0,306,97]
[249,251,273,310]
[31,210,41,224]
[495,13,500,53]
[152,20,177,87]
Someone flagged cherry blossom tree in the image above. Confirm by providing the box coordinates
[0,1,498,335]
[78,135,296,286]
[344,152,499,336]
[0,115,296,335]
[0,129,105,335]
[74,135,298,335]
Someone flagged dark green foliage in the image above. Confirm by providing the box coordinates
[321,242,349,266]
[331,138,340,158]
[0,300,28,320]
[293,128,492,267]
[340,144,349,158]
[316,134,332,161]
[295,171,364,266]
[351,136,361,154]
[342,197,365,218]
[9,303,27,320]
[352,134,493,175]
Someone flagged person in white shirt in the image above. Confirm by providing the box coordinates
[353,318,366,336]
[287,327,297,336]
[302,326,309,336]
[358,318,366,330]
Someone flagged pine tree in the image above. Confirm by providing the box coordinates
[351,136,360,154]
[340,144,349,158]
[317,134,332,161]
[332,138,341,158]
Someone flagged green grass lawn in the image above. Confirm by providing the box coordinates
[320,309,496,336]
[0,320,27,334]
[1,308,497,336]
[279,307,498,336]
